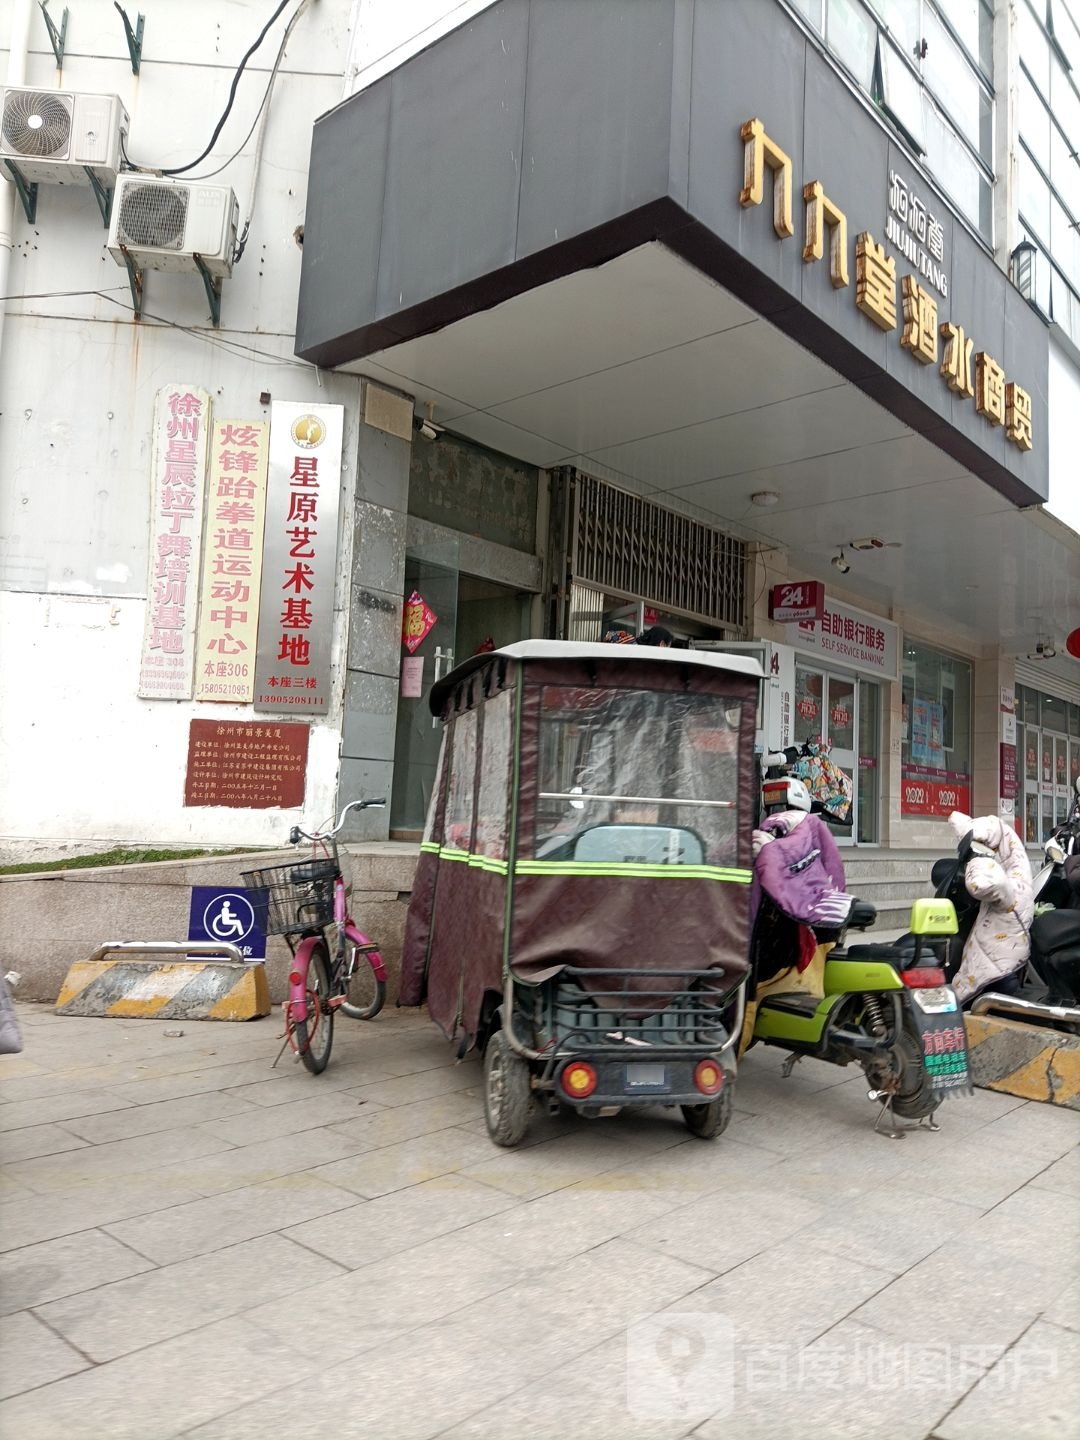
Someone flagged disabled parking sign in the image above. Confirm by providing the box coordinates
[188,886,266,961]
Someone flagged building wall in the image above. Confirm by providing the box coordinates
[0,0,362,861]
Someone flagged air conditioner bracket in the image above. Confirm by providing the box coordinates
[113,3,144,76]
[193,253,222,329]
[84,168,112,228]
[119,244,143,320]
[2,161,38,224]
[39,2,68,69]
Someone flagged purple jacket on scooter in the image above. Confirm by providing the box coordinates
[751,810,854,933]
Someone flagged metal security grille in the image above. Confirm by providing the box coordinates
[565,470,747,633]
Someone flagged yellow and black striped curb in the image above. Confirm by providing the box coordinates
[965,1012,1080,1110]
[56,959,270,1021]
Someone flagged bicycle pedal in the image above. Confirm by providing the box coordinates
[351,943,379,954]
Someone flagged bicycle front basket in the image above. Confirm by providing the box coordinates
[241,856,338,936]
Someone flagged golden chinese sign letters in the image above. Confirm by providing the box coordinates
[739,117,1033,452]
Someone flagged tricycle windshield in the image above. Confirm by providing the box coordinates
[532,685,742,866]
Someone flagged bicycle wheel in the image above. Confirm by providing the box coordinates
[294,940,334,1074]
[338,943,386,1021]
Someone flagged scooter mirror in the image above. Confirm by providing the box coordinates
[1045,839,1066,866]
[969,840,996,859]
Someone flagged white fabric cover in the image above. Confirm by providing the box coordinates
[948,811,1034,1002]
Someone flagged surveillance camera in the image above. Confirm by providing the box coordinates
[831,553,850,574]
[415,418,443,442]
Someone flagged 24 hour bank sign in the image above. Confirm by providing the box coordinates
[739,118,1034,452]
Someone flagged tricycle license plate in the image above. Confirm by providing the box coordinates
[912,986,958,1014]
[625,1062,668,1089]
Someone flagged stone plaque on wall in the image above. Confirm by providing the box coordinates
[184,719,309,809]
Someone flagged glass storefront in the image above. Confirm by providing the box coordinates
[900,643,973,820]
[793,662,881,843]
[1016,685,1080,845]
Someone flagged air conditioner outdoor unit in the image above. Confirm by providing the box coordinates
[107,176,239,278]
[0,88,127,185]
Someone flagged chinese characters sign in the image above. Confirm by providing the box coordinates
[785,599,899,680]
[738,119,1034,452]
[138,385,211,699]
[253,402,343,713]
[193,421,269,703]
[184,719,309,808]
[886,167,947,298]
[402,590,438,654]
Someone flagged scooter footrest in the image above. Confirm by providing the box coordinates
[757,992,822,1018]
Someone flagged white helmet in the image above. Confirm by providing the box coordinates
[762,776,812,813]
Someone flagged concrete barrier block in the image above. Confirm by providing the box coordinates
[56,959,270,1021]
[965,1012,1080,1110]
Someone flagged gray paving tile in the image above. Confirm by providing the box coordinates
[1028,1143,1080,1198]
[694,1317,986,1440]
[0,1310,90,1400]
[934,1319,1080,1440]
[787,1183,983,1275]
[349,1060,482,1109]
[667,1235,897,1352]
[438,1332,693,1440]
[0,1090,136,1132]
[6,1125,235,1194]
[0,1314,325,1439]
[197,1089,381,1146]
[103,1058,294,1105]
[885,1132,1058,1209]
[458,1127,688,1202]
[1042,1280,1080,1335]
[61,1090,260,1144]
[0,1174,205,1253]
[36,1231,343,1362]
[968,1100,1080,1161]
[104,1173,361,1264]
[155,1126,369,1197]
[310,1125,494,1199]
[0,1228,154,1316]
[0,1124,89,1163]
[326,1088,484,1148]
[283,1173,516,1268]
[222,1058,397,1107]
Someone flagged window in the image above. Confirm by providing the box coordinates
[901,642,972,818]
[869,0,920,55]
[444,709,478,853]
[534,686,742,865]
[1019,144,1052,237]
[829,0,879,85]
[1020,0,1051,92]
[474,690,513,860]
[923,7,984,153]
[1020,67,1052,171]
[878,35,927,148]
[932,0,994,74]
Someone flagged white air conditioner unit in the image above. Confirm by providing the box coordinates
[107,176,239,278]
[0,88,127,185]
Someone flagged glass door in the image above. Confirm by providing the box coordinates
[857,679,880,844]
[794,664,859,844]
[390,542,459,838]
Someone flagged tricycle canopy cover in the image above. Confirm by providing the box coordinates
[401,641,762,1049]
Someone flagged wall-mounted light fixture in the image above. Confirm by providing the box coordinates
[1009,239,1037,303]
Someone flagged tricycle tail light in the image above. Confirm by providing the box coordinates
[693,1059,724,1095]
[560,1061,597,1099]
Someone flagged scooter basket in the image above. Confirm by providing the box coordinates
[241,852,339,936]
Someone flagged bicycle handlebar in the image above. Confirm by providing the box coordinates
[289,797,386,846]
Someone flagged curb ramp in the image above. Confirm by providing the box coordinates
[966,1012,1080,1110]
[56,941,270,1022]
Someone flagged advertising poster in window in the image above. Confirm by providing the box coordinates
[193,421,269,702]
[253,403,343,714]
[138,384,211,699]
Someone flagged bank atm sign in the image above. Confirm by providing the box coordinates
[769,581,824,623]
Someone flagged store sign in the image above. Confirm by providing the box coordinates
[253,403,343,714]
[739,118,1034,452]
[886,168,947,298]
[184,718,309,809]
[138,384,211,699]
[786,599,899,680]
[1000,743,1018,801]
[193,420,269,703]
[769,580,824,623]
[901,769,971,818]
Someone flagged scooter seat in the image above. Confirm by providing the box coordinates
[1032,911,1080,956]
[756,991,822,1018]
[844,941,916,963]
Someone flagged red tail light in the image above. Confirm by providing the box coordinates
[560,1061,598,1099]
[901,967,946,988]
[288,971,303,987]
[693,1059,725,1095]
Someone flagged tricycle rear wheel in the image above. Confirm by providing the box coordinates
[681,1084,733,1140]
[483,1029,532,1147]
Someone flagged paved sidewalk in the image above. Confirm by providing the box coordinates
[1,1004,1077,1440]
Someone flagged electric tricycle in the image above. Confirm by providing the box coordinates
[399,640,763,1147]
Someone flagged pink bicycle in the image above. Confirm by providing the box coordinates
[242,798,388,1074]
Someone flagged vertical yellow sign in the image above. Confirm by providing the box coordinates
[193,420,270,703]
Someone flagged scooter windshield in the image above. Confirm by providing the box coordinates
[531,685,743,867]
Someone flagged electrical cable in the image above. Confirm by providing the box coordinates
[122,0,294,177]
